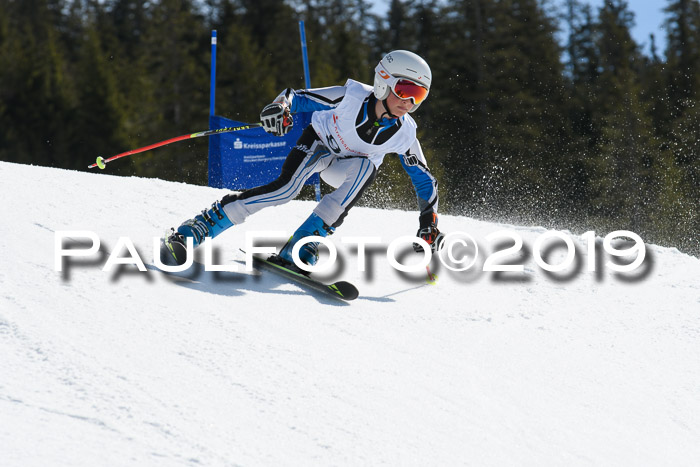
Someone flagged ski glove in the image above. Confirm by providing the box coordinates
[413,212,445,253]
[260,103,293,136]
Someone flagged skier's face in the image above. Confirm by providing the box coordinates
[385,91,415,117]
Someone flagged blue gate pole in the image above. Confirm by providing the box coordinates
[210,30,217,117]
[208,30,219,187]
[299,21,312,89]
[299,21,321,201]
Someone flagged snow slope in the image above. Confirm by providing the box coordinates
[1,161,699,466]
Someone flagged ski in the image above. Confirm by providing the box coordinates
[241,250,359,301]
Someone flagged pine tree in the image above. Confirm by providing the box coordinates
[0,0,74,167]
[298,0,374,87]
[429,0,566,221]
[560,0,599,214]
[102,0,149,122]
[664,0,700,113]
[241,0,306,90]
[585,0,658,235]
[654,0,700,253]
[70,13,130,173]
[211,0,278,121]
[134,0,210,183]
[420,0,487,213]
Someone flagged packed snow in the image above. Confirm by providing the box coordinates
[1,161,699,466]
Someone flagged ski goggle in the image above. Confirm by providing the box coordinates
[391,79,429,105]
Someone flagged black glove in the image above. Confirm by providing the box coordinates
[413,212,445,253]
[260,103,293,136]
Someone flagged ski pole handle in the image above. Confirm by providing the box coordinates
[88,123,263,169]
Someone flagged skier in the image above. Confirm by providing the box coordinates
[162,50,445,271]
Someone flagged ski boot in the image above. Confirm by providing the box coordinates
[270,213,334,274]
[160,201,233,266]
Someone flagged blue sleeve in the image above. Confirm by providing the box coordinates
[274,86,347,114]
[399,139,439,217]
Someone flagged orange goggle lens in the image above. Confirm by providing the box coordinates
[392,79,429,105]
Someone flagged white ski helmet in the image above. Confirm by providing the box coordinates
[373,50,432,112]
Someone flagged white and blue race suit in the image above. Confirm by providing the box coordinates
[221,79,439,230]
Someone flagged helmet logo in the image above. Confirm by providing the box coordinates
[379,70,390,79]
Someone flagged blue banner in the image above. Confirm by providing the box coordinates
[208,113,318,190]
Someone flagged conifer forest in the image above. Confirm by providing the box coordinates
[1,0,698,256]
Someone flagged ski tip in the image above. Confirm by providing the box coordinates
[329,281,359,301]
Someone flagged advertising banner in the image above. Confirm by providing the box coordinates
[208,113,318,190]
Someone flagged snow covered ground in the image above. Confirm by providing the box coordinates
[1,160,699,466]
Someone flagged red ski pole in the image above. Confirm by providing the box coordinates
[88,123,262,169]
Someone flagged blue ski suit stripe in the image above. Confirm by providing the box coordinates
[342,159,372,205]
[246,149,331,205]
